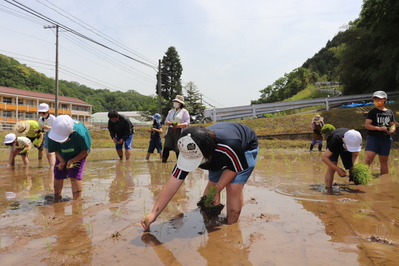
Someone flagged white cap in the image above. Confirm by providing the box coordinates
[48,115,75,143]
[176,133,204,172]
[343,129,362,152]
[4,133,16,144]
[372,91,387,99]
[38,103,49,112]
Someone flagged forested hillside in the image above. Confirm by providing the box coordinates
[0,54,157,114]
[253,0,399,104]
[1,1,398,111]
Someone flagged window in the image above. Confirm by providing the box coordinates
[72,105,89,112]
[61,104,68,109]
[25,113,35,119]
[3,97,12,104]
[3,111,12,118]
[25,100,34,106]
[18,99,23,105]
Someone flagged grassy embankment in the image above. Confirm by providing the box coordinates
[90,101,399,150]
[1,102,398,150]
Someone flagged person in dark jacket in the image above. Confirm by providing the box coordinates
[107,110,134,160]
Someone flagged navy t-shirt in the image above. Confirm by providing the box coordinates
[172,122,258,180]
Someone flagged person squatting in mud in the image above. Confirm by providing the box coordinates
[321,128,363,188]
[141,122,259,230]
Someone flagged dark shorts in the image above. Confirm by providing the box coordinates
[148,139,162,153]
[115,134,133,150]
[164,128,182,150]
[329,151,353,170]
[365,135,393,156]
[54,157,86,180]
[27,136,43,150]
[209,147,259,185]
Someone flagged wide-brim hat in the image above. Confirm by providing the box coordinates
[14,121,30,134]
[173,95,185,105]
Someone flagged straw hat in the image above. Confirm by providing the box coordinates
[173,95,185,105]
[14,121,30,134]
[312,115,323,123]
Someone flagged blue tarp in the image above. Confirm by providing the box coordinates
[342,101,395,108]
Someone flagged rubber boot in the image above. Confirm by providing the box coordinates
[318,144,322,152]
[309,144,314,151]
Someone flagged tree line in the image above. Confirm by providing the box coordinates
[252,0,399,104]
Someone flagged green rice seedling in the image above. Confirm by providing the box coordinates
[351,164,373,185]
[45,238,51,252]
[204,186,217,207]
[321,124,336,134]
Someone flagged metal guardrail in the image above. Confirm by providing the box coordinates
[204,91,399,122]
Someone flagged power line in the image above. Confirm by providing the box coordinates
[37,0,157,66]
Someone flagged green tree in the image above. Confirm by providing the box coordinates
[158,46,183,116]
[183,81,205,116]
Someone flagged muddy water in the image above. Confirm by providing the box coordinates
[0,148,398,265]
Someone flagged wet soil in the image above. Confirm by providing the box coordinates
[0,148,399,265]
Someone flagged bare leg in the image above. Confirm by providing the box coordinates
[146,153,150,160]
[159,152,163,160]
[54,178,64,195]
[45,148,56,166]
[125,149,131,160]
[70,178,83,200]
[225,183,244,224]
[378,155,389,174]
[38,149,43,160]
[325,161,337,188]
[116,149,123,160]
[8,150,19,166]
[21,154,29,165]
[364,150,377,166]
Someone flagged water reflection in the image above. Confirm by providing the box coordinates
[109,160,134,204]
[42,200,93,264]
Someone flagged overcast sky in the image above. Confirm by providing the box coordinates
[0,0,363,109]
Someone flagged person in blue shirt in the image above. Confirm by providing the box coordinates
[48,115,92,201]
[141,122,259,230]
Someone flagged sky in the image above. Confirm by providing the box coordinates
[0,0,364,109]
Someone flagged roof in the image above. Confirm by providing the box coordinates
[0,86,91,106]
[91,114,150,125]
[92,111,142,117]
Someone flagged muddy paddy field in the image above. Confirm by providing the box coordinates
[0,147,399,265]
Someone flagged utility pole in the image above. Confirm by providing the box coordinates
[157,59,162,115]
[44,25,59,116]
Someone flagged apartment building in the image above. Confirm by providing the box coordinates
[0,86,92,130]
